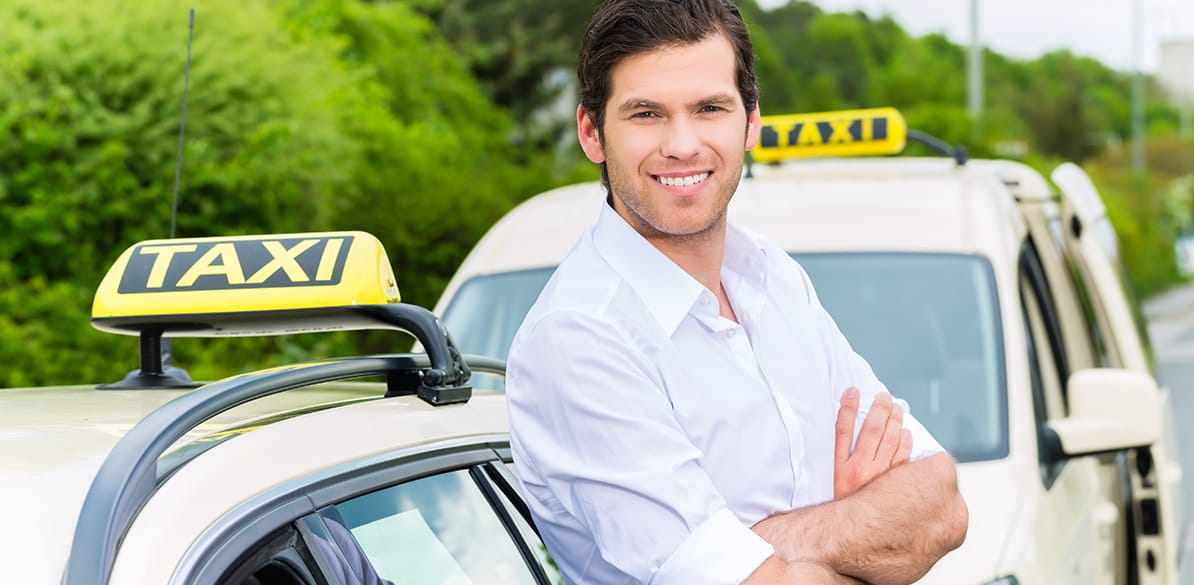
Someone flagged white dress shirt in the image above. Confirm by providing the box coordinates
[506,203,944,585]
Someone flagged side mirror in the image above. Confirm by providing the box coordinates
[1045,368,1160,459]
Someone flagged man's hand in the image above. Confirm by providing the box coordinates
[834,388,913,499]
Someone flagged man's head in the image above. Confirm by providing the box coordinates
[575,0,761,243]
[578,0,759,135]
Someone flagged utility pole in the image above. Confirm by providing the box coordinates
[967,0,983,139]
[1132,0,1146,174]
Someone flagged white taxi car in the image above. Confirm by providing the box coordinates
[0,232,564,585]
[432,108,1184,585]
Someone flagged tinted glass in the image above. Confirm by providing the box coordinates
[331,469,538,585]
[795,252,1007,462]
[442,268,556,360]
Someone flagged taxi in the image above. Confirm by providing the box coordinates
[0,232,563,585]
[432,108,1185,585]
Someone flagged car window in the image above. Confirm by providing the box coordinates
[325,469,540,585]
[218,525,324,585]
[796,252,1007,463]
[1020,243,1068,486]
[441,267,556,360]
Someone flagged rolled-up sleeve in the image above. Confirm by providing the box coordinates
[507,309,773,585]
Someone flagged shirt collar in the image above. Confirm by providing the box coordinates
[592,203,704,336]
[722,220,769,289]
[592,203,770,336]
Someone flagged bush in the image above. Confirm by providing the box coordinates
[0,0,585,385]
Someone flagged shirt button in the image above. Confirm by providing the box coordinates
[700,295,712,306]
[726,329,737,338]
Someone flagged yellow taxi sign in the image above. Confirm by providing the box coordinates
[751,107,907,163]
[92,231,400,334]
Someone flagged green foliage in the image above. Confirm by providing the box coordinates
[418,0,596,147]
[278,0,577,314]
[0,0,364,286]
[0,0,378,386]
[0,0,583,385]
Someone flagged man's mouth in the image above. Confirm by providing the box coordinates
[654,172,710,187]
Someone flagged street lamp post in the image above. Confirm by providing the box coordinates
[967,0,983,137]
[1132,0,1147,174]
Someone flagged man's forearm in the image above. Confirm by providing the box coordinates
[752,452,968,585]
[741,556,868,585]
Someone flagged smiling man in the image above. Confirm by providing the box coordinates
[504,1,968,584]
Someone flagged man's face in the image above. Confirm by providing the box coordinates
[577,33,761,243]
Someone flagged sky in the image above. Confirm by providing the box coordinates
[757,0,1194,73]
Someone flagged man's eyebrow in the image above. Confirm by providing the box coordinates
[617,99,664,114]
[697,93,737,108]
[616,94,738,114]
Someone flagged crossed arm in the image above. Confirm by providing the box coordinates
[743,389,970,585]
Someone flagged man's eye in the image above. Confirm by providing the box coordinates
[700,105,727,113]
[631,111,660,119]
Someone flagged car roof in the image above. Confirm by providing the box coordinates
[0,382,389,585]
[435,156,1030,313]
[108,391,509,584]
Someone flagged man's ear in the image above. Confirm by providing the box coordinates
[577,105,606,164]
[744,107,762,150]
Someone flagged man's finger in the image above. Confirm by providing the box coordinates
[853,392,893,460]
[893,428,913,465]
[834,387,861,463]
[873,401,904,463]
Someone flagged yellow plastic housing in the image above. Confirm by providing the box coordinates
[751,107,907,163]
[91,231,400,334]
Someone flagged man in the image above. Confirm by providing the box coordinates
[505,1,968,583]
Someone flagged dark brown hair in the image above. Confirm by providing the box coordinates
[577,0,759,133]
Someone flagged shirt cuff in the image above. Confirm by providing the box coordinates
[650,508,774,585]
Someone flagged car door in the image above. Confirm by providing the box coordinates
[1051,161,1182,585]
[181,442,561,585]
[1020,240,1120,585]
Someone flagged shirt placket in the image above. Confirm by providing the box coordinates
[729,266,809,510]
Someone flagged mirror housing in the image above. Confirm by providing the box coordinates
[1044,368,1160,459]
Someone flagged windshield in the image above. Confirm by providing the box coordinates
[795,253,1006,462]
[441,253,1006,462]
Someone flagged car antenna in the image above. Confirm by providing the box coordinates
[100,8,199,390]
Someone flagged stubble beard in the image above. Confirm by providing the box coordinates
[605,157,743,248]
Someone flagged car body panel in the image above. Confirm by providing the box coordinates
[0,383,384,585]
[108,392,509,585]
[1053,162,1186,582]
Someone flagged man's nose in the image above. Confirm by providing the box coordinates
[660,118,701,160]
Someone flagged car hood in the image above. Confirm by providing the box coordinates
[0,383,380,585]
[916,457,1021,585]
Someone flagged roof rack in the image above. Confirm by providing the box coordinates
[906,129,969,166]
[63,337,505,585]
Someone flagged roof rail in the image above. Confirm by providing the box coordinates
[907,129,969,166]
[62,342,504,585]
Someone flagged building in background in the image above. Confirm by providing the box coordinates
[1159,40,1194,137]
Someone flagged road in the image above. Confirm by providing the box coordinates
[1143,284,1194,585]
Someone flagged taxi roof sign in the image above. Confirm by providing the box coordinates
[751,107,907,163]
[92,231,401,336]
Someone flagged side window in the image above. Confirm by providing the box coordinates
[321,469,540,585]
[218,525,324,585]
[1021,242,1068,487]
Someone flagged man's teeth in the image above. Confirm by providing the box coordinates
[656,173,709,187]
